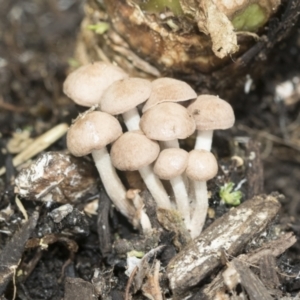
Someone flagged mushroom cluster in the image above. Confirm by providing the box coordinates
[64,62,235,238]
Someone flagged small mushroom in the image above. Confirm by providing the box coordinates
[153,148,190,228]
[63,62,128,107]
[187,95,235,151]
[67,111,139,227]
[111,131,172,209]
[186,149,218,238]
[140,102,196,149]
[142,77,197,112]
[100,78,152,130]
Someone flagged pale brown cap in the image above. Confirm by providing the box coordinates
[140,102,196,141]
[100,78,152,114]
[154,148,188,180]
[111,131,159,171]
[186,150,218,181]
[67,111,122,157]
[187,95,235,131]
[142,77,197,112]
[63,62,128,107]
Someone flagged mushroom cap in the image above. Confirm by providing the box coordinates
[111,131,159,171]
[63,62,128,107]
[154,148,188,180]
[67,111,122,157]
[187,95,235,131]
[142,77,197,112]
[140,102,196,141]
[186,150,218,181]
[100,78,152,115]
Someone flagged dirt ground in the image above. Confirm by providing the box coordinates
[0,0,300,299]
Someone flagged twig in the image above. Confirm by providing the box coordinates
[125,266,138,300]
[238,124,300,152]
[0,123,68,176]
[0,96,25,112]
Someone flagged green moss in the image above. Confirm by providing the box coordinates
[219,182,242,206]
[232,3,267,32]
[140,0,183,16]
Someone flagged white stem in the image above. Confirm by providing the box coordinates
[195,130,213,151]
[92,148,136,221]
[170,176,190,228]
[189,181,208,239]
[160,139,179,149]
[139,165,172,209]
[140,211,152,234]
[123,108,171,211]
[122,107,141,131]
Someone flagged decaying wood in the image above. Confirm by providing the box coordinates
[211,0,300,96]
[97,189,112,257]
[167,194,281,297]
[0,212,39,295]
[77,0,300,97]
[202,230,296,299]
[239,231,296,265]
[227,258,273,300]
[64,277,97,300]
[259,255,280,291]
[245,140,264,199]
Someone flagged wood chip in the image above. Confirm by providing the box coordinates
[229,258,273,300]
[64,277,97,300]
[167,194,281,296]
[203,232,296,298]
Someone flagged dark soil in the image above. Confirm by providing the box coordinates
[0,0,300,299]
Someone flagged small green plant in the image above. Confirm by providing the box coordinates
[87,22,110,34]
[219,182,242,206]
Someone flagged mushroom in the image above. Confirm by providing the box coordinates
[111,131,172,209]
[67,111,151,232]
[140,102,196,149]
[187,95,235,151]
[142,77,197,113]
[153,148,190,228]
[63,62,128,107]
[186,149,218,238]
[100,78,152,131]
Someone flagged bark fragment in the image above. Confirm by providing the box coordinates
[0,212,39,295]
[97,189,113,257]
[64,277,97,300]
[167,194,281,296]
[203,232,296,298]
[245,140,264,199]
[196,0,239,58]
[226,258,273,300]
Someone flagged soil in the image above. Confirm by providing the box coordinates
[0,0,300,299]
